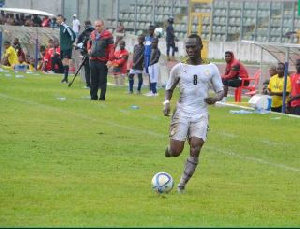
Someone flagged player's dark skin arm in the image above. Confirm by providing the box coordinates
[164,79,179,116]
[205,90,225,104]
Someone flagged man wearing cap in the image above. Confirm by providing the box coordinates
[72,14,81,38]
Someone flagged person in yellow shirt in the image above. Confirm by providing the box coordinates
[2,41,20,66]
[267,62,291,113]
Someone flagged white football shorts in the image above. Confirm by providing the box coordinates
[169,109,209,142]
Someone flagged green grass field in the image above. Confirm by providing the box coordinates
[0,70,299,227]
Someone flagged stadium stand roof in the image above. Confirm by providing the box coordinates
[0,7,55,17]
[242,40,300,70]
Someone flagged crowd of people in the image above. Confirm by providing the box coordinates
[0,12,59,28]
[1,13,299,115]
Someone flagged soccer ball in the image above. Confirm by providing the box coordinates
[151,172,174,194]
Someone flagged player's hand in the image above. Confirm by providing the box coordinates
[163,103,171,116]
[205,97,218,105]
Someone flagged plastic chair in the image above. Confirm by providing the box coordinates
[234,70,261,102]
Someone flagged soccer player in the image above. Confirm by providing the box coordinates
[163,34,225,193]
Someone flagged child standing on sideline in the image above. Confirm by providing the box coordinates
[110,41,129,85]
[128,35,145,94]
[147,37,160,96]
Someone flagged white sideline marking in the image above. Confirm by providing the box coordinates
[207,146,300,173]
[1,93,299,173]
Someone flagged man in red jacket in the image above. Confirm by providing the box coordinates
[289,58,300,115]
[109,40,129,86]
[87,19,114,101]
[222,51,249,98]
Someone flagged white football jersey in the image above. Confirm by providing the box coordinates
[165,62,223,114]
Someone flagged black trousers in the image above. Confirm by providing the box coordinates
[90,60,108,100]
[271,106,282,113]
[289,106,300,115]
[51,55,64,73]
[166,42,176,57]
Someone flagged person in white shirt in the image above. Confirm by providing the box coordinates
[163,34,225,193]
[72,14,81,38]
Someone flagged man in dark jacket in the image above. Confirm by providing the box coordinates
[57,14,76,83]
[166,17,176,61]
[76,20,95,88]
[87,19,114,101]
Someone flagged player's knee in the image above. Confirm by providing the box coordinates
[170,147,183,157]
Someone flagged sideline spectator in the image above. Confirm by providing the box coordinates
[147,37,160,96]
[267,62,291,113]
[42,39,54,72]
[1,41,19,66]
[109,40,129,86]
[57,14,76,83]
[50,17,59,28]
[32,15,42,27]
[288,59,300,115]
[163,34,224,193]
[42,15,50,27]
[13,38,26,60]
[144,25,156,89]
[51,40,64,73]
[115,22,125,46]
[128,35,145,94]
[166,17,176,61]
[262,65,277,95]
[24,15,34,27]
[221,51,249,99]
[72,14,81,38]
[87,19,114,101]
[76,19,95,88]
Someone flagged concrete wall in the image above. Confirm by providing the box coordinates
[208,41,278,64]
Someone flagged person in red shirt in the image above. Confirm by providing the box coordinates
[87,19,114,101]
[222,51,249,98]
[289,59,300,115]
[42,39,54,72]
[41,16,50,27]
[109,41,129,86]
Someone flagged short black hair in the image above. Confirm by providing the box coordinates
[167,17,174,24]
[225,51,233,56]
[84,20,91,26]
[187,34,202,44]
[149,25,155,30]
[57,14,65,21]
